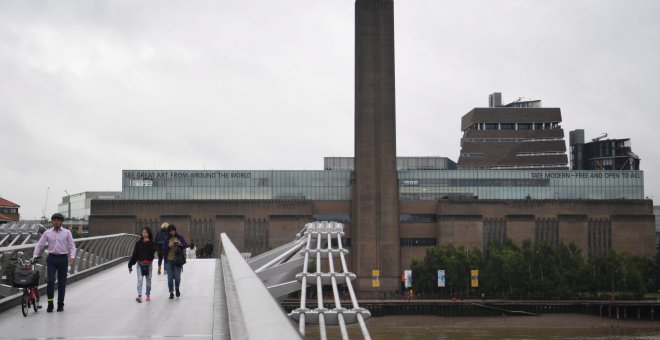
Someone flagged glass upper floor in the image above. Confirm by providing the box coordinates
[121,169,644,201]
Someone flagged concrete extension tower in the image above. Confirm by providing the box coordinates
[352,0,400,293]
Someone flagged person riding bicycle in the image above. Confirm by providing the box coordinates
[33,213,76,312]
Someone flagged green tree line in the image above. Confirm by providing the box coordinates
[409,240,660,300]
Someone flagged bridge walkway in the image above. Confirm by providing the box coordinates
[0,259,228,340]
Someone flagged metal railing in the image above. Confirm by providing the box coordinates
[241,221,371,339]
[0,233,138,299]
[0,222,45,248]
[220,233,303,340]
[287,222,371,340]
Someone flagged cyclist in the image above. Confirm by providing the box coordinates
[33,213,76,312]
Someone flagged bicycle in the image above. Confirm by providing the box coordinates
[12,256,42,317]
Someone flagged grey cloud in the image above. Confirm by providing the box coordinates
[1,1,659,218]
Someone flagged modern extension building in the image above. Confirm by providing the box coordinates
[58,191,121,220]
[88,2,655,295]
[56,191,121,238]
[569,129,641,170]
[457,93,569,170]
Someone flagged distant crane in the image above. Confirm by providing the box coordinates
[592,133,608,142]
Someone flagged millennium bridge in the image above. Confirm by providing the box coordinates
[0,221,371,339]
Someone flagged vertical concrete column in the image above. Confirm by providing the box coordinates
[611,215,655,258]
[352,0,400,293]
[558,215,588,252]
[505,215,535,247]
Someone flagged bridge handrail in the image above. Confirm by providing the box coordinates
[220,233,303,340]
[0,233,139,298]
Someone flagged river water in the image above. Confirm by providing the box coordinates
[304,314,660,339]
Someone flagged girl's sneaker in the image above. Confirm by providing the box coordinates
[135,296,142,303]
[146,295,151,302]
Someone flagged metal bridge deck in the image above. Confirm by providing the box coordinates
[0,259,226,340]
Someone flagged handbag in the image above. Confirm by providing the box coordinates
[140,264,150,276]
[174,247,187,266]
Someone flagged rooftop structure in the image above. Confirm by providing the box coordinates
[569,129,641,170]
[457,92,568,170]
[324,156,456,171]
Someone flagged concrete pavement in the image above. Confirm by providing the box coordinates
[0,259,225,340]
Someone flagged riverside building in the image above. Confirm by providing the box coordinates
[89,1,654,295]
[91,163,654,295]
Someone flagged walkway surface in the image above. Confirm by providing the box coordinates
[0,259,226,340]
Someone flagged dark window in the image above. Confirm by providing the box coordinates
[313,214,351,223]
[400,214,437,223]
[400,238,437,247]
[485,123,498,130]
[330,237,351,248]
[500,123,515,130]
[518,123,531,130]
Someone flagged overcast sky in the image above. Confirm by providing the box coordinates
[2,0,659,219]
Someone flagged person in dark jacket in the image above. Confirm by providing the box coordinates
[153,222,169,275]
[129,227,156,303]
[204,242,213,258]
[162,224,188,299]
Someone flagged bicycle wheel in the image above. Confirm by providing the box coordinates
[32,288,39,312]
[21,291,29,317]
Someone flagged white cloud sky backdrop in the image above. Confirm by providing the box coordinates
[1,0,659,219]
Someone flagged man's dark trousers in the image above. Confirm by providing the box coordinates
[46,254,68,305]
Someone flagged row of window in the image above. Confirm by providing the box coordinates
[402,178,551,187]
[122,170,644,200]
[462,137,563,143]
[517,151,565,157]
[400,214,437,223]
[124,170,353,188]
[309,214,439,224]
[468,122,561,131]
[0,208,18,214]
[400,238,437,246]
[313,214,351,223]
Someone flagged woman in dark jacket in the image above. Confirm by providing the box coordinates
[154,222,169,275]
[162,224,188,299]
[129,227,156,303]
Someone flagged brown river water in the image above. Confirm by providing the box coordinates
[305,314,660,339]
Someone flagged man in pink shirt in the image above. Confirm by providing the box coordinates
[33,213,76,312]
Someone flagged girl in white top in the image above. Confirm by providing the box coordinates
[187,243,196,259]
